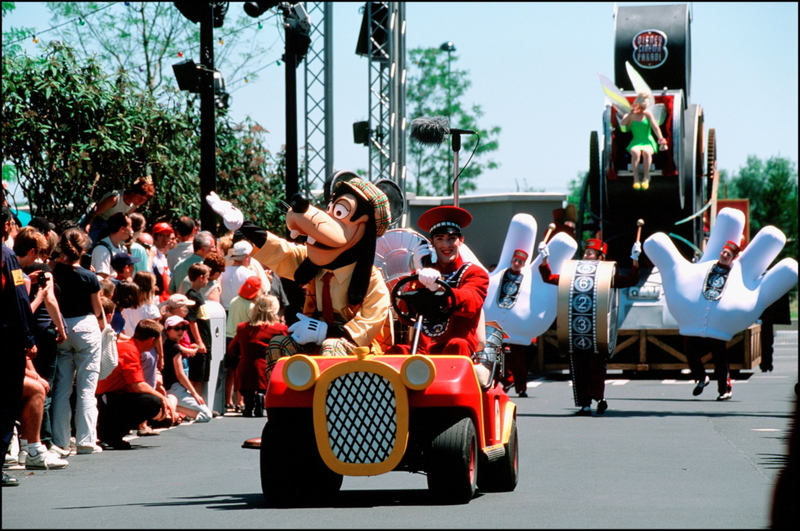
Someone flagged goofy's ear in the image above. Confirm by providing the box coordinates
[323,170,359,205]
[373,179,405,229]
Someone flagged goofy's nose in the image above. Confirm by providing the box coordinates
[290,193,310,214]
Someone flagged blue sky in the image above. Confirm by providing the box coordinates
[4,2,798,197]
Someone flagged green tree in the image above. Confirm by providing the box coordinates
[405,47,500,196]
[727,155,798,264]
[2,40,285,233]
[6,2,279,98]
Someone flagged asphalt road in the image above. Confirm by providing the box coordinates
[3,330,797,529]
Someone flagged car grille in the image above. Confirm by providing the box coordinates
[325,371,397,464]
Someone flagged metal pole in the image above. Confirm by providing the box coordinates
[199,4,216,234]
[284,14,299,203]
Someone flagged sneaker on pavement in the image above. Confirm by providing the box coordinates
[518,391,528,398]
[693,375,710,396]
[25,450,69,470]
[49,445,72,458]
[100,439,132,450]
[76,444,103,454]
[3,472,20,487]
[596,399,608,415]
[575,406,592,416]
[4,453,18,469]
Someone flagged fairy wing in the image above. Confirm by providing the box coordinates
[598,72,631,115]
[625,62,666,125]
[651,103,667,125]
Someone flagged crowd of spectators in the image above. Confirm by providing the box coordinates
[2,183,290,486]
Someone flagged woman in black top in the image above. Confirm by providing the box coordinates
[51,229,106,454]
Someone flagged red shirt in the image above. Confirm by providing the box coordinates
[96,340,146,394]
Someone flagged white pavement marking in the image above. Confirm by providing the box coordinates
[609,379,629,385]
[526,382,542,388]
[751,429,782,432]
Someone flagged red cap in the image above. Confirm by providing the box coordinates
[418,206,473,236]
[153,222,174,234]
[512,249,528,261]
[723,240,741,257]
[585,239,608,256]
[238,276,262,299]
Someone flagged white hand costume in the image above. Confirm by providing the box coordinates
[206,192,244,231]
[483,213,578,345]
[644,208,798,341]
[288,313,328,345]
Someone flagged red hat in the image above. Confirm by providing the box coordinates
[238,275,262,299]
[585,239,608,256]
[153,222,174,234]
[418,206,473,236]
[512,249,528,261]
[723,240,741,257]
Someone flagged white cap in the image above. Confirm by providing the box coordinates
[231,240,253,259]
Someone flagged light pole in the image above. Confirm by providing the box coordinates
[440,41,455,117]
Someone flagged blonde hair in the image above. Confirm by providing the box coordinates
[248,294,280,326]
[633,93,649,109]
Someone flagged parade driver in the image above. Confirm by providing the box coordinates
[394,206,489,356]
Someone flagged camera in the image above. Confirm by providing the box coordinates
[37,272,47,288]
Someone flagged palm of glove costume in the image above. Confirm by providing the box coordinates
[644,207,798,342]
[207,172,395,356]
[483,213,578,344]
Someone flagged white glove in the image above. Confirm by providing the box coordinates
[631,241,642,261]
[412,239,436,270]
[416,268,440,292]
[538,241,549,259]
[644,208,798,341]
[288,313,328,345]
[206,192,244,231]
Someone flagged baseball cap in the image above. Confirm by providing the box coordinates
[165,293,196,308]
[110,253,141,271]
[238,275,262,299]
[164,315,189,329]
[231,240,253,259]
[153,222,174,234]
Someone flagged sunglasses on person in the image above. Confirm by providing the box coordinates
[169,325,188,331]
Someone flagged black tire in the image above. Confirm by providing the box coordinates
[478,418,519,492]
[427,416,478,504]
[260,409,343,507]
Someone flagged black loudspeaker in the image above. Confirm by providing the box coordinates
[355,2,389,62]
[172,59,200,93]
[353,121,370,146]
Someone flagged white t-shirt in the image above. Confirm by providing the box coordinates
[122,301,161,338]
[219,265,256,310]
[90,236,125,277]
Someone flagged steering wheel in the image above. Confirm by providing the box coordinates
[391,274,456,327]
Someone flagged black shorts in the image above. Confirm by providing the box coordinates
[187,351,211,383]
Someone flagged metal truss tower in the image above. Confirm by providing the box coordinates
[303,2,333,201]
[365,2,406,193]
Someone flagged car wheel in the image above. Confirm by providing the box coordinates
[260,409,343,507]
[427,416,478,504]
[478,417,519,492]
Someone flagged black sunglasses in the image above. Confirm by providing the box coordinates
[170,325,188,331]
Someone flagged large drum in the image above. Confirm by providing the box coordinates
[557,260,619,357]
[374,228,429,292]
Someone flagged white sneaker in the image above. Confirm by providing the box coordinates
[25,450,69,470]
[76,444,103,454]
[49,445,73,458]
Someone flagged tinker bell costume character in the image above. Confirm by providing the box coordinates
[598,62,669,190]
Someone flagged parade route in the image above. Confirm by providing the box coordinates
[3,330,796,529]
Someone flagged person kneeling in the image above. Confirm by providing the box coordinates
[95,319,171,449]
[162,316,213,422]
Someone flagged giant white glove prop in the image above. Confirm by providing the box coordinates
[288,313,328,345]
[631,241,642,261]
[411,240,436,270]
[206,192,244,231]
[538,241,549,259]
[644,208,798,341]
[484,212,578,345]
[416,268,441,292]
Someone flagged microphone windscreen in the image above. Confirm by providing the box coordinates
[409,116,449,145]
